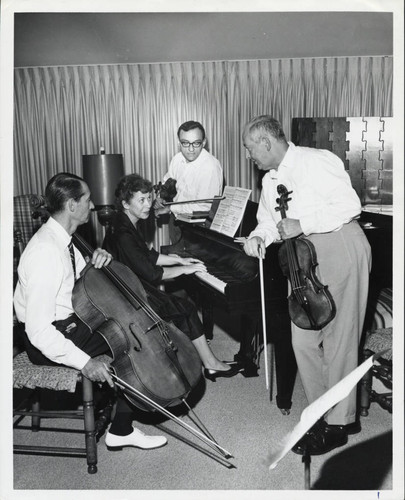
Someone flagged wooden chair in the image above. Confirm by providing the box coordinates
[360,327,392,416]
[359,287,393,416]
[13,193,114,473]
[13,352,114,473]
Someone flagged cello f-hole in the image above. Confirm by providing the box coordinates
[129,323,142,351]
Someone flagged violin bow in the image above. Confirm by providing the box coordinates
[162,196,225,206]
[258,247,272,392]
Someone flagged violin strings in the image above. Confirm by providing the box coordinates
[277,185,307,308]
[286,240,305,305]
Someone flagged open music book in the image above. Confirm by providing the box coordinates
[206,186,252,238]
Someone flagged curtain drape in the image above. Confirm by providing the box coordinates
[14,56,393,244]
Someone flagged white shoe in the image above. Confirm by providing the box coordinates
[105,427,167,450]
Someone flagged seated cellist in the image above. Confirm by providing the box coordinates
[14,172,168,451]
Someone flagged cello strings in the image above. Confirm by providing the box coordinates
[74,232,194,375]
[73,232,162,323]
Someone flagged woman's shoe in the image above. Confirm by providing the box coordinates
[204,364,242,382]
[222,359,240,366]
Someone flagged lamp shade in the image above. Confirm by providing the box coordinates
[82,154,124,207]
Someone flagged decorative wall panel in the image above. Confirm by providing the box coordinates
[291,117,393,205]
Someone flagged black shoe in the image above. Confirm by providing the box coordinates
[292,420,348,456]
[327,421,361,435]
[204,364,242,382]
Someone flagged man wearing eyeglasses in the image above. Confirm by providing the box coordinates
[161,120,223,244]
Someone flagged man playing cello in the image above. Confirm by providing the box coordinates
[14,172,167,451]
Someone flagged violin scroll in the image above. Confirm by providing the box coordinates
[275,184,292,215]
[153,178,177,202]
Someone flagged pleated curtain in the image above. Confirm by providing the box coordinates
[14,56,393,233]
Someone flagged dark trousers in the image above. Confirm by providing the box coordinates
[23,315,135,435]
[23,315,108,366]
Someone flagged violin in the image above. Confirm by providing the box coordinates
[153,178,224,207]
[275,184,336,330]
[71,233,232,461]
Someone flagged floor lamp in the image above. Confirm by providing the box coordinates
[82,152,124,245]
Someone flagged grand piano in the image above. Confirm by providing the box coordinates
[161,200,297,411]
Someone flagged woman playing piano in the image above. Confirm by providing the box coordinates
[103,173,241,381]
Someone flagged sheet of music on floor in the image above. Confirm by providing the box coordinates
[208,186,251,238]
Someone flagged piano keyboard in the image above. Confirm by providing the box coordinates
[195,271,226,294]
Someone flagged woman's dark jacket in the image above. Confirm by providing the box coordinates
[103,211,203,341]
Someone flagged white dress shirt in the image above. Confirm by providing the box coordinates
[14,217,90,370]
[163,148,223,214]
[248,142,362,246]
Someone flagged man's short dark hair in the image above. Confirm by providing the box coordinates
[177,121,206,140]
[244,115,286,142]
[45,173,86,215]
[115,174,153,211]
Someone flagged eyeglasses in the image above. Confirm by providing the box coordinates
[180,140,203,149]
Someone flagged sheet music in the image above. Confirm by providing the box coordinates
[209,186,251,237]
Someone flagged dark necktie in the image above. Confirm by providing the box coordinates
[68,240,76,280]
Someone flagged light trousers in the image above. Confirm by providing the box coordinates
[291,221,371,425]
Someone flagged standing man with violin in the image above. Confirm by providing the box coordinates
[241,115,371,456]
[154,120,224,244]
[14,172,167,451]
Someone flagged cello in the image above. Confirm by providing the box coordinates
[275,184,336,330]
[71,232,232,461]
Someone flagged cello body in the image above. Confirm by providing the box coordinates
[72,258,202,410]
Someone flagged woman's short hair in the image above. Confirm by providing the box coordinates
[45,172,85,215]
[115,174,153,210]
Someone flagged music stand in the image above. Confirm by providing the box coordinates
[265,350,390,489]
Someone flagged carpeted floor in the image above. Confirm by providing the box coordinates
[10,310,398,499]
